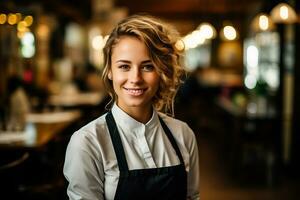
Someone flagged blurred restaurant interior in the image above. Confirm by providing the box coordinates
[1,0,300,199]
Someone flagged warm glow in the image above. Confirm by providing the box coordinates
[251,13,275,32]
[17,21,27,32]
[0,14,6,24]
[17,31,26,39]
[183,34,197,49]
[191,30,202,40]
[8,13,17,25]
[36,24,50,40]
[198,23,216,39]
[88,26,104,68]
[223,25,237,40]
[270,3,297,23]
[24,15,34,27]
[0,13,34,26]
[92,35,104,50]
[16,13,22,22]
[259,15,269,31]
[280,5,289,20]
[175,40,185,51]
[183,31,206,50]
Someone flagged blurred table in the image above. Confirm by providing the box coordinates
[196,68,243,88]
[48,92,106,107]
[216,97,280,186]
[0,110,81,150]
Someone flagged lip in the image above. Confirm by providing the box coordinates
[123,87,147,96]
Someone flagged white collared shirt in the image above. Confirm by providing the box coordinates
[64,104,200,200]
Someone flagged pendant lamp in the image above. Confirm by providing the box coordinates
[270,3,297,24]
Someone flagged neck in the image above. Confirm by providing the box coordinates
[117,104,153,124]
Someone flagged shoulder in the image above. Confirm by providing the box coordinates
[158,112,195,143]
[67,113,109,157]
[158,112,192,132]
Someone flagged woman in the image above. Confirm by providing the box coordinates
[64,14,200,200]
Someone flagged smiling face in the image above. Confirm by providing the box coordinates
[108,36,160,114]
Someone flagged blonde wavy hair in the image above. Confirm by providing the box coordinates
[102,14,185,116]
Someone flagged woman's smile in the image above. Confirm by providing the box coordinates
[123,87,147,96]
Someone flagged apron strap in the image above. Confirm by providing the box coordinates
[106,111,129,171]
[158,116,185,165]
[105,110,185,172]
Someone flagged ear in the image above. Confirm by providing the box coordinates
[108,70,112,80]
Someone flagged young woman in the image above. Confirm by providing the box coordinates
[64,14,200,200]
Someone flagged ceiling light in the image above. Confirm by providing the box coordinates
[270,3,297,24]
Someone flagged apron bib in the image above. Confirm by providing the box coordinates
[105,111,187,200]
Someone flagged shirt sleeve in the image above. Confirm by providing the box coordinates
[63,131,104,200]
[185,125,200,200]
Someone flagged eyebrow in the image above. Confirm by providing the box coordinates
[115,60,152,64]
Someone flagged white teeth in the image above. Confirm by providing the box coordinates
[125,88,144,95]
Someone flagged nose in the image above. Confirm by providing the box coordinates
[129,67,143,84]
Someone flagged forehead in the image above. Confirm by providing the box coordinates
[111,36,150,61]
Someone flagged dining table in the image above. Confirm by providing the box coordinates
[0,110,81,150]
[48,91,106,107]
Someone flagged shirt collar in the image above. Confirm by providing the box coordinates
[111,103,159,132]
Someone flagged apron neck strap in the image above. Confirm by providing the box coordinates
[105,111,185,172]
[158,117,185,165]
[106,111,129,171]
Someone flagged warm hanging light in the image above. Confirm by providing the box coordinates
[220,25,238,41]
[17,21,28,32]
[0,13,7,24]
[7,13,17,25]
[259,15,270,30]
[270,3,297,24]
[251,13,275,32]
[197,22,216,39]
[224,26,237,40]
[183,30,206,50]
[15,13,22,23]
[24,15,34,27]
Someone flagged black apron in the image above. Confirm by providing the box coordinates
[105,111,187,200]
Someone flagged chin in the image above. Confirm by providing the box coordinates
[124,99,151,108]
[126,102,146,107]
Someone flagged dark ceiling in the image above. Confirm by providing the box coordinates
[115,0,263,18]
[1,0,92,23]
[4,0,300,26]
[1,0,266,23]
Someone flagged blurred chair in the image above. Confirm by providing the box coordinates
[0,152,29,171]
[0,151,30,199]
[0,149,66,200]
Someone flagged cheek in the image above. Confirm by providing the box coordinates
[111,72,126,87]
[149,75,160,90]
